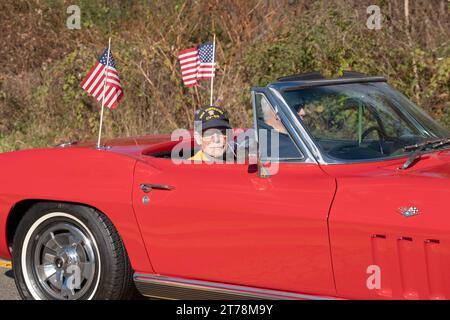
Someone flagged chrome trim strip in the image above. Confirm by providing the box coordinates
[251,90,260,144]
[54,141,78,148]
[134,273,336,300]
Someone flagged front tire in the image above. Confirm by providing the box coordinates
[12,202,135,300]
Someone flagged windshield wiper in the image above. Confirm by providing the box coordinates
[401,138,450,170]
[403,138,444,152]
[430,138,450,150]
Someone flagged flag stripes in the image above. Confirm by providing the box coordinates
[178,47,200,87]
[178,42,215,87]
[81,48,123,110]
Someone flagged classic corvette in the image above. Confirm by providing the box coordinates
[1,71,450,300]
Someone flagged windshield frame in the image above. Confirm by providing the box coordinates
[268,81,450,165]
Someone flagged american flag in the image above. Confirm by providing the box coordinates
[81,48,123,110]
[178,42,216,87]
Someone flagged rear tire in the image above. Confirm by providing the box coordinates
[12,202,136,300]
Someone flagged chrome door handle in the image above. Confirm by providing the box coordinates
[140,183,175,193]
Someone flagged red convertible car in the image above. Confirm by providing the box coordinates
[1,71,450,300]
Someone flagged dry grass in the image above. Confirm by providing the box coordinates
[0,0,448,151]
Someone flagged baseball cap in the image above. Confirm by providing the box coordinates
[194,106,232,131]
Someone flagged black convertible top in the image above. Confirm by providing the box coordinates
[277,71,377,82]
[271,71,387,91]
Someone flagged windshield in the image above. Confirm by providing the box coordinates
[281,82,450,161]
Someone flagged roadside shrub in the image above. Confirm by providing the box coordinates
[0,0,448,151]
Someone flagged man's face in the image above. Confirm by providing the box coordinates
[195,128,228,158]
[297,107,306,121]
[261,101,287,134]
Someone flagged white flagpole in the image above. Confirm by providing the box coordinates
[210,34,216,106]
[97,37,111,149]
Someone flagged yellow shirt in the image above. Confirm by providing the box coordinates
[188,150,211,162]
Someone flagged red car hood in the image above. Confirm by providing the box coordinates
[67,129,246,160]
[402,149,450,179]
[74,134,173,148]
[68,134,173,159]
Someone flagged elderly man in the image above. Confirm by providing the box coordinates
[189,106,234,162]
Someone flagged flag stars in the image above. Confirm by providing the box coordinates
[99,49,117,68]
[178,41,216,87]
[198,42,214,63]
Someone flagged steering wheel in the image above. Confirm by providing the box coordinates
[361,126,411,156]
[361,125,405,145]
[328,126,388,157]
[361,126,391,154]
[361,126,388,141]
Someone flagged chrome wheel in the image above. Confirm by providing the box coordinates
[22,213,100,300]
[14,204,134,300]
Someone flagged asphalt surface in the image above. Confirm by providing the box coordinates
[0,267,19,300]
[0,267,147,300]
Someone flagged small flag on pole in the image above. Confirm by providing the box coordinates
[178,41,216,87]
[81,48,123,110]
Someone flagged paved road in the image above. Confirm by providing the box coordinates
[0,267,19,300]
[0,266,147,300]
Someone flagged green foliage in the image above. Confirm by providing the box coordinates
[0,0,448,151]
[243,1,449,128]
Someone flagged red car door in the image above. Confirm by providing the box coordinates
[132,158,337,296]
[132,89,337,296]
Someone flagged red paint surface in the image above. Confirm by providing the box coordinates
[0,144,153,273]
[133,158,336,295]
[1,135,450,299]
[324,150,450,299]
